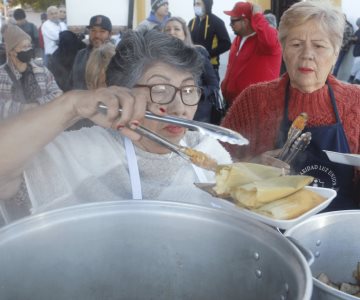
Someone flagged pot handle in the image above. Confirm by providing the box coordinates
[286,236,314,266]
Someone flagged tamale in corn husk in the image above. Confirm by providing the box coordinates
[229,175,314,209]
[214,163,285,195]
[254,188,325,219]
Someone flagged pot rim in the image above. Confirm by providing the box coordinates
[285,210,360,300]
[0,200,314,299]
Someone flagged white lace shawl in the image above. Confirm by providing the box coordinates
[23,127,234,213]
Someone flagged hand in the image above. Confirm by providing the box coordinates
[251,3,263,15]
[69,86,147,140]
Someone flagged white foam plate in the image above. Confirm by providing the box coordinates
[196,184,337,230]
[230,186,336,230]
[324,150,360,167]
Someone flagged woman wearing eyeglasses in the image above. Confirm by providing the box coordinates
[0,30,233,224]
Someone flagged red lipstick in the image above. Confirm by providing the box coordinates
[298,67,313,73]
[164,125,184,135]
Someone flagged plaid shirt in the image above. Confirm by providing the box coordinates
[0,60,62,119]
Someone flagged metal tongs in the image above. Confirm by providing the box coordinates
[278,112,308,160]
[135,125,218,171]
[283,132,312,164]
[98,104,248,146]
[276,112,312,165]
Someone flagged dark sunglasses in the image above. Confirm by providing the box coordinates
[230,18,244,25]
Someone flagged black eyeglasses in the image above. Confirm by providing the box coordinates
[230,18,243,25]
[135,84,202,106]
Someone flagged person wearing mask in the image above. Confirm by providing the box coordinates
[41,6,67,65]
[70,15,112,90]
[188,0,231,81]
[13,8,39,55]
[222,0,360,211]
[221,2,282,108]
[0,25,62,120]
[136,0,170,31]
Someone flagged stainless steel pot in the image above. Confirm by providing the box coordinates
[0,201,312,300]
[285,210,360,300]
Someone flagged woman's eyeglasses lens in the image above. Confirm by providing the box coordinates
[151,84,201,106]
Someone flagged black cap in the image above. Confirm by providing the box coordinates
[87,15,112,32]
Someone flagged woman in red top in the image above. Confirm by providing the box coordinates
[222,0,360,211]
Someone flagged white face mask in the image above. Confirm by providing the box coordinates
[194,5,205,17]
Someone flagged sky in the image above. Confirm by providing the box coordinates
[342,0,360,27]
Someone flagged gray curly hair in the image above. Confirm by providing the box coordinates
[106,29,203,88]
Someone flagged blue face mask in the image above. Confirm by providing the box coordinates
[194,5,205,17]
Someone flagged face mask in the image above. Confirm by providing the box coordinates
[194,6,205,17]
[17,49,34,63]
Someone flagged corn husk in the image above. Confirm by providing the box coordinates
[229,175,313,208]
[214,163,284,195]
[254,188,325,220]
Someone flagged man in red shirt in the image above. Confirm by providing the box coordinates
[221,2,282,107]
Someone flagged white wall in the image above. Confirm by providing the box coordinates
[342,0,360,28]
[66,0,130,26]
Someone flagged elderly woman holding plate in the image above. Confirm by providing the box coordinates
[222,0,360,211]
[0,30,232,225]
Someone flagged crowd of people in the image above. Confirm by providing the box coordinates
[0,0,359,225]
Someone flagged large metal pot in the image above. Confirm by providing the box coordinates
[285,210,360,300]
[0,201,312,300]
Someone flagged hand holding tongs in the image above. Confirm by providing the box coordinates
[98,104,248,146]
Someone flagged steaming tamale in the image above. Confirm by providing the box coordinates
[214,163,285,195]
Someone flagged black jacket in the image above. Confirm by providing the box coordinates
[188,13,231,68]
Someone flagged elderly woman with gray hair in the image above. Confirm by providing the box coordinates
[222,0,360,211]
[0,30,232,224]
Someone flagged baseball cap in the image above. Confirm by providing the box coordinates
[87,15,112,32]
[224,2,252,20]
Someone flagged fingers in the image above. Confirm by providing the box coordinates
[75,86,145,131]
